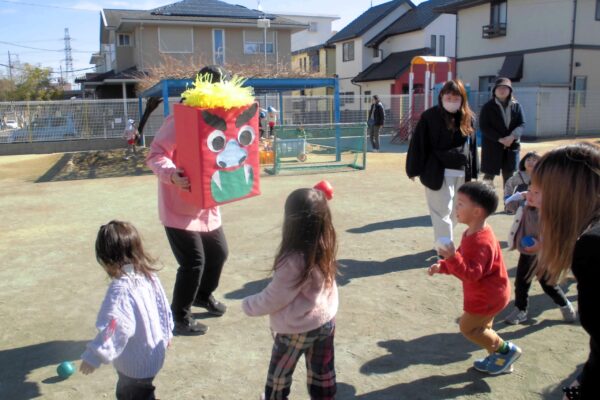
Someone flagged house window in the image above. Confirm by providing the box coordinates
[596,0,600,20]
[491,1,507,26]
[483,1,507,38]
[572,76,587,106]
[439,35,445,57]
[340,91,355,106]
[213,29,225,65]
[303,58,307,71]
[118,33,132,47]
[364,90,372,104]
[244,30,275,54]
[430,35,437,55]
[158,27,193,53]
[310,54,319,72]
[479,75,496,94]
[342,41,354,62]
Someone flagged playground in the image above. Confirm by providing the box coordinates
[0,138,590,399]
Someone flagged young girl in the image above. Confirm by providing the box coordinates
[123,119,139,159]
[80,221,173,400]
[504,181,576,325]
[503,151,540,214]
[242,183,338,400]
[532,143,600,400]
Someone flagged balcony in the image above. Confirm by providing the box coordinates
[482,23,507,38]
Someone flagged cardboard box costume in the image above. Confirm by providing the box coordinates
[174,101,260,208]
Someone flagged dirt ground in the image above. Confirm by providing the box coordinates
[0,138,594,399]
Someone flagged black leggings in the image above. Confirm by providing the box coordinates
[165,226,228,323]
[514,253,569,311]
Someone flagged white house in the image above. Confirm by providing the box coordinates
[276,13,340,52]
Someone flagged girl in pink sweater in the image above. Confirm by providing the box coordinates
[243,183,338,400]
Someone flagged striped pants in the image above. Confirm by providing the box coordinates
[264,320,336,400]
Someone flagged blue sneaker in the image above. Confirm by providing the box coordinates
[486,342,522,375]
[473,355,492,372]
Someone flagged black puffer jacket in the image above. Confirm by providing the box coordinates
[406,105,478,191]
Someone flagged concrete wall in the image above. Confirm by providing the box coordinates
[380,31,424,56]
[573,49,600,90]
[575,0,600,45]
[424,14,456,57]
[278,15,337,52]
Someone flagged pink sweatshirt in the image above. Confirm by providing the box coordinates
[242,252,338,334]
[146,115,221,232]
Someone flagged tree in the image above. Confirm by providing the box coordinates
[0,64,63,101]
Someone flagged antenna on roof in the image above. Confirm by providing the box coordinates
[257,0,263,12]
[370,0,373,7]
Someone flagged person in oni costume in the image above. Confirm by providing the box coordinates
[146,66,231,336]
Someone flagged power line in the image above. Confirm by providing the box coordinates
[0,0,100,12]
[0,40,94,53]
[0,63,96,74]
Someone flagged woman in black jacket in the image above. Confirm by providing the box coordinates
[406,79,478,246]
[479,77,525,186]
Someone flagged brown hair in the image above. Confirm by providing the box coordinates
[273,188,337,287]
[532,143,600,284]
[95,220,158,279]
[438,79,475,137]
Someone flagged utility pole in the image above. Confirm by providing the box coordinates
[7,51,13,81]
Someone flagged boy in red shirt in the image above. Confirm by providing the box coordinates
[428,181,521,374]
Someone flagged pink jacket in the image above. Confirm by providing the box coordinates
[242,252,338,334]
[146,115,221,232]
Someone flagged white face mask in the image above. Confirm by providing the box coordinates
[442,100,461,114]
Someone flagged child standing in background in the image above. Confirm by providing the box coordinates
[503,151,540,214]
[428,181,521,375]
[504,181,576,325]
[80,221,173,400]
[243,183,338,400]
[123,119,140,159]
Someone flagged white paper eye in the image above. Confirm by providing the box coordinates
[207,130,226,152]
[237,125,255,147]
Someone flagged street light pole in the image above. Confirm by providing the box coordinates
[257,16,270,70]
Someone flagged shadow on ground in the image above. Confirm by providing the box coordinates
[0,340,87,400]
[338,370,491,399]
[35,149,151,183]
[347,215,431,234]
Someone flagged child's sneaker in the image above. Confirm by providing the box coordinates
[560,302,577,323]
[473,355,514,374]
[504,307,528,325]
[486,342,522,375]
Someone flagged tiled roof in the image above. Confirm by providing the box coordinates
[352,48,431,82]
[151,0,264,19]
[327,0,412,44]
[366,0,456,47]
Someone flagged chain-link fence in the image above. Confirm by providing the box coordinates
[1,89,598,146]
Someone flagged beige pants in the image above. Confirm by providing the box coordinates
[425,176,464,244]
[459,312,503,354]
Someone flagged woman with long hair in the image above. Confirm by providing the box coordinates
[406,79,478,247]
[532,143,600,399]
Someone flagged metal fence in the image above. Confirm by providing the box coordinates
[1,89,598,145]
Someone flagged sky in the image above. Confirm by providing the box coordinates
[0,0,425,82]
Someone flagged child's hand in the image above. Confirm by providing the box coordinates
[428,263,441,276]
[438,244,456,260]
[80,361,96,375]
[171,168,190,191]
[522,237,540,254]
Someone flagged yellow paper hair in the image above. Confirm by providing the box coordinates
[181,74,255,109]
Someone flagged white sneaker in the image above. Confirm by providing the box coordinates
[504,307,528,325]
[560,303,577,323]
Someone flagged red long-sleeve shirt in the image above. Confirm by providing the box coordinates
[439,225,510,316]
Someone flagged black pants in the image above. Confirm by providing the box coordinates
[116,372,155,400]
[483,148,519,186]
[165,226,228,323]
[368,125,382,150]
[514,253,569,311]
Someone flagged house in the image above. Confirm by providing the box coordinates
[327,0,456,110]
[437,0,600,93]
[276,13,340,52]
[78,0,307,99]
[437,0,600,136]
